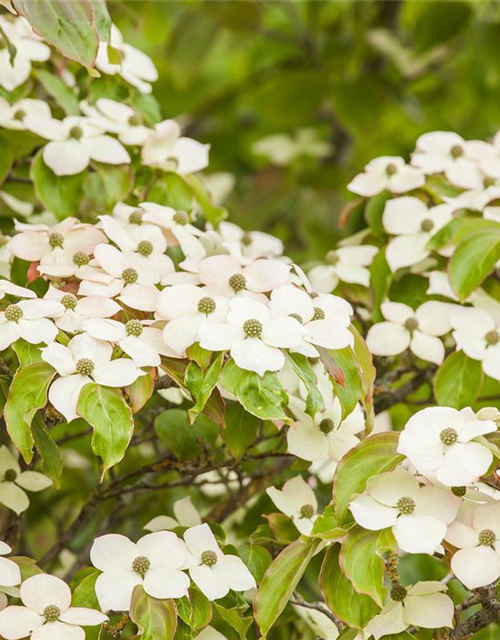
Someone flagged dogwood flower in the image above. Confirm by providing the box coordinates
[349,467,460,554]
[80,98,151,145]
[142,119,209,174]
[382,197,454,272]
[183,523,256,600]
[366,300,452,365]
[198,255,290,299]
[156,284,229,356]
[0,98,51,130]
[91,531,190,612]
[450,306,500,381]
[365,581,454,640]
[216,221,284,264]
[0,446,52,515]
[397,406,497,486]
[347,156,424,196]
[44,287,121,334]
[411,131,486,190]
[0,17,50,92]
[199,297,303,376]
[267,475,318,534]
[96,25,158,94]
[308,245,378,292]
[41,333,145,422]
[0,298,62,351]
[145,496,202,532]
[0,542,20,596]
[0,573,107,640]
[446,501,500,589]
[24,115,130,176]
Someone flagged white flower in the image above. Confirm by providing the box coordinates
[366,300,452,365]
[96,25,158,94]
[198,255,291,299]
[0,98,50,130]
[365,581,454,640]
[397,406,497,486]
[288,398,364,463]
[199,297,303,376]
[0,446,52,515]
[44,287,121,334]
[411,131,486,190]
[41,333,145,422]
[24,115,130,177]
[0,298,62,351]
[0,17,50,92]
[347,156,424,197]
[215,221,284,265]
[183,523,256,600]
[382,197,453,272]
[349,467,460,554]
[142,120,209,174]
[82,318,175,367]
[446,501,500,589]
[0,573,107,640]
[252,129,331,166]
[0,542,20,589]
[308,245,378,292]
[91,531,190,612]
[0,280,35,301]
[156,284,229,356]
[450,306,500,381]
[267,475,318,535]
[80,98,151,145]
[145,496,202,532]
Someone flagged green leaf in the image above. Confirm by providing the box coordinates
[351,326,376,431]
[4,362,56,463]
[185,174,227,227]
[340,527,396,606]
[12,339,43,367]
[32,413,63,488]
[222,403,259,461]
[214,603,252,640]
[0,134,13,185]
[319,544,379,629]
[84,163,134,212]
[449,229,500,300]
[286,352,324,417]
[333,432,404,524]
[220,360,290,422]
[148,172,194,211]
[154,409,218,461]
[328,346,362,420]
[434,350,483,409]
[370,248,392,322]
[90,0,111,42]
[130,585,177,640]
[365,190,390,236]
[30,151,85,220]
[239,544,272,584]
[77,384,134,474]
[177,587,211,635]
[72,569,100,609]
[185,353,224,421]
[426,216,466,251]
[125,369,155,413]
[10,556,44,580]
[266,513,300,544]
[253,539,320,638]
[310,505,347,541]
[35,70,80,115]
[13,0,100,67]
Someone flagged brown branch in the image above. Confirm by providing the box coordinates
[451,584,500,640]
[290,594,344,632]
[374,368,434,414]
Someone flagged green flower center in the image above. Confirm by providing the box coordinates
[137,240,154,257]
[228,273,247,292]
[132,555,151,576]
[13,109,26,121]
[5,304,23,322]
[243,318,262,338]
[128,114,142,126]
[4,469,17,482]
[173,211,189,226]
[312,307,325,321]
[319,418,334,434]
[197,297,216,315]
[73,251,90,266]
[404,317,419,331]
[484,176,496,188]
[201,550,218,567]
[49,233,64,249]
[61,294,77,310]
[289,313,303,324]
[420,218,434,232]
[440,427,458,446]
[43,605,61,622]
[479,529,496,546]
[390,584,407,602]
[126,319,143,337]
[300,504,315,519]
[76,358,94,376]
[241,233,252,247]
[396,496,416,515]
[485,330,500,346]
[129,210,143,225]
[69,126,83,140]
[451,486,467,497]
[450,145,463,159]
[325,250,339,265]
[385,163,398,176]
[122,268,138,285]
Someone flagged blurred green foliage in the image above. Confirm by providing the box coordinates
[110,0,500,262]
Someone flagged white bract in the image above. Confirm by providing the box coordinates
[0,542,20,589]
[0,98,50,130]
[349,467,460,554]
[0,446,52,515]
[44,287,121,334]
[145,496,202,532]
[308,245,378,292]
[397,406,497,486]
[366,300,452,365]
[91,531,190,611]
[347,156,424,196]
[142,120,209,174]
[183,524,256,600]
[0,573,107,640]
[450,306,500,381]
[41,333,145,422]
[216,221,284,264]
[0,17,50,92]
[80,98,151,145]
[0,298,62,351]
[267,475,318,535]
